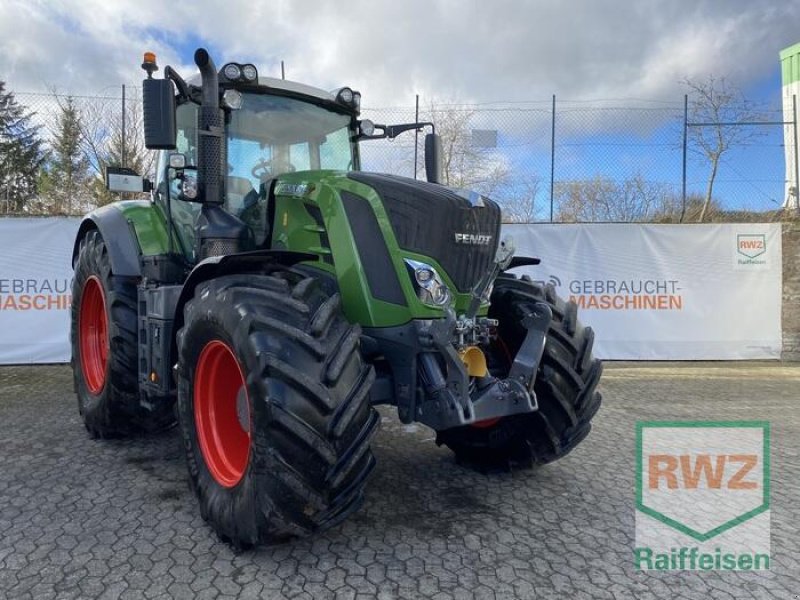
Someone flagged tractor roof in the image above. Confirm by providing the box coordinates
[186,74,338,104]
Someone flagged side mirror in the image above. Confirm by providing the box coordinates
[424,133,443,184]
[106,166,151,193]
[142,78,177,150]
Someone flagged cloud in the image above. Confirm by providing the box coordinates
[1,0,797,107]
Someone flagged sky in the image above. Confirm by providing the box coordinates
[1,0,799,214]
[2,0,797,105]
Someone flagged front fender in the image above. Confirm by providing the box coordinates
[72,204,142,277]
[170,249,317,366]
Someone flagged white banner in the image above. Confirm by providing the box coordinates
[503,223,783,360]
[0,220,784,363]
[0,218,81,364]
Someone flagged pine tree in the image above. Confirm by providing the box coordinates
[0,82,45,212]
[48,96,90,213]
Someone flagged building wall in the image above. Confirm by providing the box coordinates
[783,222,800,360]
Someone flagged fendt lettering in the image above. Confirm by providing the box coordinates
[454,233,493,245]
[648,454,759,490]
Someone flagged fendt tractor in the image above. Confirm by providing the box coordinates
[70,49,602,547]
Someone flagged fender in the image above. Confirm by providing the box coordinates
[503,256,541,271]
[169,249,317,369]
[72,204,142,277]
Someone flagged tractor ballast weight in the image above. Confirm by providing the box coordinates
[70,48,603,547]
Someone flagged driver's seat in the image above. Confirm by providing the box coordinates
[226,176,257,215]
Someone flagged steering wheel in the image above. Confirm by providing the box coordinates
[251,158,273,181]
[251,158,297,181]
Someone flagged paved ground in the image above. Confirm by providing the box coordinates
[0,362,799,600]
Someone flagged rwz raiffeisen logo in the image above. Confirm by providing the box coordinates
[737,234,766,259]
[635,422,770,571]
[454,233,492,245]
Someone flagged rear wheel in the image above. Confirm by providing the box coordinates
[71,230,174,437]
[177,272,379,547]
[436,275,602,468]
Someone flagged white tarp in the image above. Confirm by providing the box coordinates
[0,218,81,364]
[0,219,784,363]
[503,223,783,360]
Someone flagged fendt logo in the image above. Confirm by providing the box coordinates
[454,233,492,245]
[736,234,766,259]
[635,422,770,571]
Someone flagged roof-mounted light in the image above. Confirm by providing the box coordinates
[220,62,258,84]
[242,64,258,82]
[333,87,361,113]
[223,63,241,80]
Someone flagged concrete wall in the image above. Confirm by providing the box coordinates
[783,223,800,360]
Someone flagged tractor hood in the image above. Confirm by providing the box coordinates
[347,173,502,293]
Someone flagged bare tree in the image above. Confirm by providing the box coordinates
[555,174,673,222]
[683,76,761,222]
[500,175,541,223]
[418,101,510,196]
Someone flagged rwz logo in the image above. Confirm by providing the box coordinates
[737,234,766,259]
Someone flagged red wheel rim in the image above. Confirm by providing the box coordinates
[194,340,251,488]
[79,276,109,395]
[471,417,501,429]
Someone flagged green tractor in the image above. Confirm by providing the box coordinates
[70,48,602,547]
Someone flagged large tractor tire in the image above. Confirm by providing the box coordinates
[437,275,602,469]
[176,272,379,548]
[71,230,174,437]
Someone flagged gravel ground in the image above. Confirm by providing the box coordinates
[0,362,798,599]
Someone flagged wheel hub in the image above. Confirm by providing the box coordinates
[78,276,109,395]
[193,340,251,488]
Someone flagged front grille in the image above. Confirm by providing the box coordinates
[348,173,501,293]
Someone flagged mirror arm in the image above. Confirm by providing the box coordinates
[359,121,435,141]
[164,66,191,103]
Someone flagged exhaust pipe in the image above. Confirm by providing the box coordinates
[192,48,246,259]
[194,48,224,205]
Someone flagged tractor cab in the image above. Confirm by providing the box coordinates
[154,82,361,260]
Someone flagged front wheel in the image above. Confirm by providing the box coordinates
[177,272,379,547]
[436,275,602,469]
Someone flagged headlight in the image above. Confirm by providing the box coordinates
[223,63,241,80]
[242,64,258,81]
[405,259,452,307]
[337,87,354,104]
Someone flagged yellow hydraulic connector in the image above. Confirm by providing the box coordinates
[459,346,488,377]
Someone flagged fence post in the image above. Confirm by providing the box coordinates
[550,94,556,222]
[121,84,126,168]
[794,94,799,212]
[414,94,419,179]
[681,94,688,223]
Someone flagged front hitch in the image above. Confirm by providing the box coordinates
[414,301,552,431]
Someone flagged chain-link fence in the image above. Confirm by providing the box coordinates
[5,88,799,222]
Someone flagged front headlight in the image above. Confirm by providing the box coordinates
[405,259,452,307]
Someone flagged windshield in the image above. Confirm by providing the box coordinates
[172,92,356,212]
[176,94,355,171]
[166,93,357,256]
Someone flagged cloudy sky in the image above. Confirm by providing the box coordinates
[1,0,798,106]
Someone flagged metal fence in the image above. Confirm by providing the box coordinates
[7,88,800,222]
